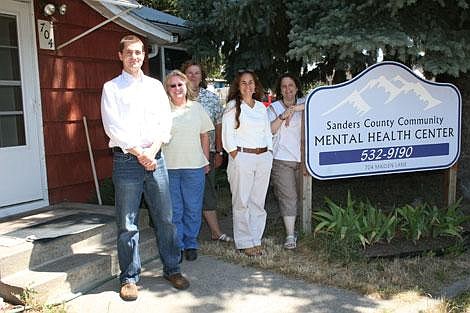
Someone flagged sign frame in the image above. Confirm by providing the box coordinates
[305,61,462,180]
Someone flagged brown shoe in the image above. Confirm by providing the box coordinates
[119,283,138,301]
[164,273,190,290]
[243,247,261,257]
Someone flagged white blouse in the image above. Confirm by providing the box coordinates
[267,100,301,162]
[222,99,272,153]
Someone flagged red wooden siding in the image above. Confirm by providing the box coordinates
[34,0,150,203]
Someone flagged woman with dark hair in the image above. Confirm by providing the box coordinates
[163,70,214,261]
[268,73,305,249]
[181,60,233,243]
[222,70,273,257]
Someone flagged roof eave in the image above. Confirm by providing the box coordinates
[83,0,178,45]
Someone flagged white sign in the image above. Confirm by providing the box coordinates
[37,19,55,50]
[305,61,461,180]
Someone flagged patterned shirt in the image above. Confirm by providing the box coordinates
[197,87,223,151]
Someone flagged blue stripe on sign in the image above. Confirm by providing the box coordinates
[319,143,449,165]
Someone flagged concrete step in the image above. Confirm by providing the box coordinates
[0,203,158,305]
[0,204,155,278]
[1,227,158,304]
[0,222,116,279]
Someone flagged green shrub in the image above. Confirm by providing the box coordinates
[314,193,467,248]
[314,192,398,247]
[397,203,431,242]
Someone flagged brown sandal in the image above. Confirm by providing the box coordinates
[240,247,261,257]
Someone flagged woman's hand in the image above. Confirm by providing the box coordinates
[280,107,294,120]
[229,150,238,159]
[292,104,305,112]
[283,107,295,126]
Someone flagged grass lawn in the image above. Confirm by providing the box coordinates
[204,170,470,313]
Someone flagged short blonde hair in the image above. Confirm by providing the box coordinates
[164,70,196,101]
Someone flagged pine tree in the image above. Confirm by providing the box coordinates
[179,0,302,89]
[287,0,470,77]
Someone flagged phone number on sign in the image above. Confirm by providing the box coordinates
[318,143,449,166]
[360,146,412,161]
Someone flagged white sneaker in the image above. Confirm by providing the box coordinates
[284,235,297,249]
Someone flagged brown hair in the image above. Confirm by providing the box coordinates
[119,35,144,52]
[275,73,303,101]
[180,60,208,89]
[164,70,196,101]
[227,70,263,129]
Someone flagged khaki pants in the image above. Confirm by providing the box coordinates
[270,159,301,217]
[227,151,273,249]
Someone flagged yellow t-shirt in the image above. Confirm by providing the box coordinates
[163,100,214,169]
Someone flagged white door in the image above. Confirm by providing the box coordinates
[0,0,47,217]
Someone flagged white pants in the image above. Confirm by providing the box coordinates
[227,151,273,249]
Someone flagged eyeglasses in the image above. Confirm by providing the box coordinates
[169,83,184,88]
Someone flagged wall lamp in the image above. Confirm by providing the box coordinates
[43,3,67,16]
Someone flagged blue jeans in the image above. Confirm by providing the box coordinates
[168,168,205,250]
[113,152,181,284]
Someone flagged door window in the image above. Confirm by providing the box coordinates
[0,13,25,147]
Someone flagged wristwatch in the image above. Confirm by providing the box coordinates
[216,151,224,156]
[278,114,286,121]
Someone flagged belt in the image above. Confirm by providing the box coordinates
[112,147,161,159]
[237,146,268,154]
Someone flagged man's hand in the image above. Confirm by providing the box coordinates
[137,153,155,169]
[144,159,157,171]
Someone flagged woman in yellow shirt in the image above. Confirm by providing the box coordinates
[163,70,214,261]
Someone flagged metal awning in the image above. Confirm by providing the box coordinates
[90,0,140,8]
[82,0,178,45]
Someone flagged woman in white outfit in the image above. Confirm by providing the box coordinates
[222,70,273,257]
[267,73,304,249]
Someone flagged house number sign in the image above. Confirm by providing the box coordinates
[37,19,55,50]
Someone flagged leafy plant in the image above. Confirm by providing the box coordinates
[314,192,467,248]
[355,201,398,247]
[396,203,431,242]
[428,200,468,240]
[314,192,359,241]
[314,192,398,248]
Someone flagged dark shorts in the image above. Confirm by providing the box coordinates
[203,153,218,211]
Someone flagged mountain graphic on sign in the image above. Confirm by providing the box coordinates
[321,74,441,116]
[392,75,442,110]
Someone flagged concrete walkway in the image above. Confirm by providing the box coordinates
[66,254,439,313]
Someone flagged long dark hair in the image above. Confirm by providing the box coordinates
[275,73,303,101]
[227,70,263,129]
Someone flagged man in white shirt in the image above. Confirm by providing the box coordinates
[101,35,189,301]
